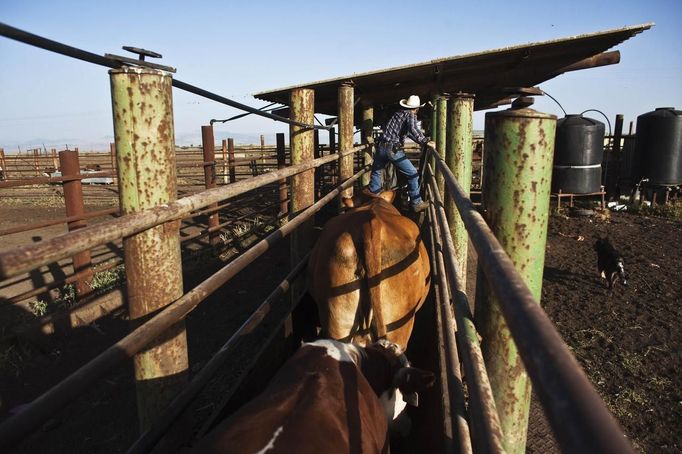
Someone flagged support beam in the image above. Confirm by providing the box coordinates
[201,125,220,247]
[436,95,448,195]
[475,102,556,453]
[338,82,355,206]
[109,65,188,435]
[445,93,475,289]
[361,102,374,187]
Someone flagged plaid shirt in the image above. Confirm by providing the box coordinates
[379,109,429,146]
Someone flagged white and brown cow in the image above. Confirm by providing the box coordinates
[307,190,431,349]
[194,339,434,454]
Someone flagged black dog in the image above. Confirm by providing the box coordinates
[594,237,627,290]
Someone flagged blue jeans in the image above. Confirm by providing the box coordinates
[368,142,423,203]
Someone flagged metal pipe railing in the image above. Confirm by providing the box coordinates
[0,22,330,131]
[426,168,505,454]
[0,167,368,450]
[430,148,633,453]
[0,145,369,279]
[425,196,471,454]
[127,253,310,453]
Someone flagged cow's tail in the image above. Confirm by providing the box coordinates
[362,211,387,340]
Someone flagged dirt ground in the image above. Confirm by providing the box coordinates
[1,192,680,452]
[530,210,682,453]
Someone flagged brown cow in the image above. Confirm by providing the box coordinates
[307,190,430,350]
[194,339,434,454]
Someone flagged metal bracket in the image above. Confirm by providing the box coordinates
[104,46,176,73]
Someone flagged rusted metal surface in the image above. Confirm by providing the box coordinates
[276,133,288,218]
[431,150,634,453]
[361,102,374,187]
[0,145,369,280]
[59,150,93,297]
[605,113,624,199]
[0,170,116,189]
[445,93,475,290]
[128,253,310,453]
[221,140,228,185]
[426,205,455,453]
[0,207,119,237]
[227,138,236,183]
[0,167,367,451]
[338,82,355,201]
[289,87,315,336]
[476,105,555,453]
[0,148,8,180]
[201,125,220,247]
[110,65,188,433]
[427,166,505,454]
[254,24,652,115]
[109,142,116,173]
[436,95,448,195]
[426,195,472,454]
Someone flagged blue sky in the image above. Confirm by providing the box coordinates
[1,0,680,150]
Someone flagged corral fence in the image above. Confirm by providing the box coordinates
[0,23,634,454]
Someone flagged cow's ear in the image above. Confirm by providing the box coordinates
[379,190,396,203]
[342,197,355,208]
[394,367,435,394]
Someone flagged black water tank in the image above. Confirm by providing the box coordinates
[633,107,682,185]
[552,114,605,194]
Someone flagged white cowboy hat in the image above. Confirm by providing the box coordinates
[399,95,426,109]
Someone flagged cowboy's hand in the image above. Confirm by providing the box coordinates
[426,140,436,149]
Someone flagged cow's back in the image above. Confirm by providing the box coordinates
[195,345,389,454]
[308,199,430,348]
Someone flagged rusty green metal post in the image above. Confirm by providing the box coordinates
[338,82,354,207]
[436,95,448,196]
[289,87,315,331]
[109,66,188,434]
[475,100,556,453]
[361,102,374,187]
[430,94,439,177]
[445,93,475,286]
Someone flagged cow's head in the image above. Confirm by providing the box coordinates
[342,189,396,209]
[361,339,435,423]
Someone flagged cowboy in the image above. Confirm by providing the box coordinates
[366,95,435,212]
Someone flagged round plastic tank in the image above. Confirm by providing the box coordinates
[633,107,682,185]
[552,114,605,194]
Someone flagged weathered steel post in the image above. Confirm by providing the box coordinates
[445,93,475,285]
[338,82,354,207]
[276,133,288,220]
[0,148,8,179]
[221,140,228,185]
[289,87,315,318]
[361,102,374,187]
[52,148,59,171]
[109,66,188,433]
[59,150,93,297]
[228,138,236,183]
[314,129,321,199]
[436,95,448,195]
[606,114,624,199]
[430,94,439,175]
[475,97,556,453]
[201,125,220,247]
